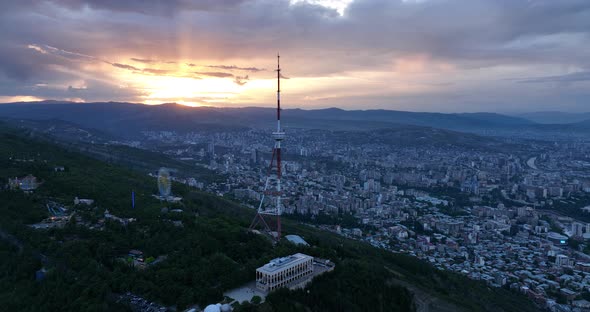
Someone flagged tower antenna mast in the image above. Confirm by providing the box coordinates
[249,53,285,241]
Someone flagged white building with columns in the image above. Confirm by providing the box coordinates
[256,253,314,292]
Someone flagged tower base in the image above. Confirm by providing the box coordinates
[249,212,281,242]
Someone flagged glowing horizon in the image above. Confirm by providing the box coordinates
[1,1,590,113]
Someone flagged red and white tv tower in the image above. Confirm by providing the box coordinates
[249,53,285,241]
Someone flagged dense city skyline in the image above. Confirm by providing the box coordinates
[1,0,590,112]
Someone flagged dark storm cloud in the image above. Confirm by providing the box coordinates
[63,79,147,102]
[233,75,249,86]
[141,68,174,75]
[0,46,38,81]
[67,86,86,91]
[111,63,141,71]
[2,0,590,110]
[110,63,202,79]
[194,72,234,78]
[131,58,176,64]
[111,63,202,79]
[130,58,157,64]
[324,0,590,69]
[0,44,80,81]
[519,71,590,84]
[48,0,251,16]
[27,44,97,62]
[205,65,265,72]
[6,1,590,65]
[188,70,249,84]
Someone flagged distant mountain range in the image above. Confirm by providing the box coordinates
[285,108,535,130]
[0,101,589,138]
[517,111,590,124]
[0,101,532,132]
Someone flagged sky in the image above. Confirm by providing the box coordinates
[1,0,590,113]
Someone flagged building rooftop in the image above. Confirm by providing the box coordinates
[257,253,312,274]
[285,235,309,246]
[548,232,568,240]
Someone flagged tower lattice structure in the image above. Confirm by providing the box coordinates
[249,54,284,241]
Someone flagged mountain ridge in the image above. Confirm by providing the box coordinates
[0,101,536,136]
[518,111,590,124]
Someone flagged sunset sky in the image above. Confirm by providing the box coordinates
[1,0,590,112]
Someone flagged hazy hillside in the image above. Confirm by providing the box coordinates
[0,126,538,312]
[312,126,518,152]
[518,111,590,124]
[0,102,535,136]
[0,102,246,138]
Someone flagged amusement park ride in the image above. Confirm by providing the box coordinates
[158,167,172,199]
[155,167,181,203]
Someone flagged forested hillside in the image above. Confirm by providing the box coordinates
[0,126,536,312]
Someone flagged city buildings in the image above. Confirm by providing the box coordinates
[106,126,590,309]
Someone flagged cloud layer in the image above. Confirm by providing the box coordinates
[0,0,589,112]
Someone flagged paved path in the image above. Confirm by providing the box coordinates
[224,281,266,304]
